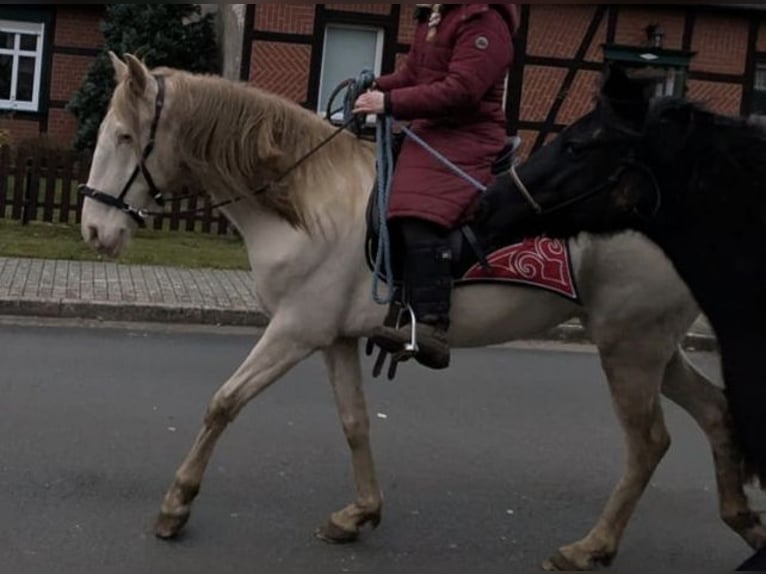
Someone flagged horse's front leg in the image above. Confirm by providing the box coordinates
[545,349,671,571]
[154,322,316,539]
[315,338,383,543]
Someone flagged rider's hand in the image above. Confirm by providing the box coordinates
[353,91,386,115]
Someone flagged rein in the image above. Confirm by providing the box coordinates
[512,151,662,220]
[80,74,358,226]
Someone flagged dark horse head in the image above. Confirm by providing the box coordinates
[483,63,766,240]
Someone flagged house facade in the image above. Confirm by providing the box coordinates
[2,4,766,155]
[0,4,103,148]
[222,3,766,158]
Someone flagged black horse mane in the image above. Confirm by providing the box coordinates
[626,96,766,212]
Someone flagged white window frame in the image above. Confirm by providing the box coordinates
[756,63,766,91]
[317,23,385,122]
[0,20,45,113]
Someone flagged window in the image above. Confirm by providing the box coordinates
[751,64,766,117]
[649,66,686,99]
[0,20,44,112]
[317,24,384,119]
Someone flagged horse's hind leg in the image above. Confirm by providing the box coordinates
[545,348,670,572]
[661,350,766,550]
[154,324,316,539]
[315,338,383,544]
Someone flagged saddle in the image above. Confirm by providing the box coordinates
[365,136,523,284]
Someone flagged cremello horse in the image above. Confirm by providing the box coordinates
[79,54,766,571]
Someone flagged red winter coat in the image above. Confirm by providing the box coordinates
[375,3,519,229]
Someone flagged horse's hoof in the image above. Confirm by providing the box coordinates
[154,511,190,540]
[543,549,614,572]
[544,551,580,572]
[370,511,382,529]
[314,521,359,545]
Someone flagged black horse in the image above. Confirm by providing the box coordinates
[479,64,766,571]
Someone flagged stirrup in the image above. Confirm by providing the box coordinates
[366,304,419,381]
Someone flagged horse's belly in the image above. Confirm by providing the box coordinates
[449,284,580,348]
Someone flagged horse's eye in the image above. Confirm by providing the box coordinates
[565,141,585,159]
[117,133,133,145]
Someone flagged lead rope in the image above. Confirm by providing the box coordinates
[371,114,396,305]
[341,70,398,306]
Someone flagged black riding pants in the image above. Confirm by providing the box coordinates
[393,218,453,329]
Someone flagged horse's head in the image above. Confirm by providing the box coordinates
[495,64,683,239]
[81,53,181,257]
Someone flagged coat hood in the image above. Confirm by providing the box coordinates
[417,4,520,34]
[492,4,520,34]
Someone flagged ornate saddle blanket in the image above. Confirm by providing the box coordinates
[457,236,578,299]
[365,222,579,302]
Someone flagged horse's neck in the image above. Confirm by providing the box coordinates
[209,148,375,283]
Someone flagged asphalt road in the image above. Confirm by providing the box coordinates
[0,321,755,574]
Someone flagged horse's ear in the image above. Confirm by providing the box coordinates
[109,51,128,83]
[600,63,653,130]
[124,53,152,98]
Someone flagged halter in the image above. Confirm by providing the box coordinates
[80,75,167,226]
[511,151,662,220]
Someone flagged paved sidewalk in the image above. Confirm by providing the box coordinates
[0,257,269,327]
[0,256,717,350]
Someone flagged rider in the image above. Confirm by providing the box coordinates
[354,3,519,370]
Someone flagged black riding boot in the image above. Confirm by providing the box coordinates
[372,220,453,370]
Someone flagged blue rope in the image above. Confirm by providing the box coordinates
[343,70,487,305]
[399,125,488,193]
[369,120,491,305]
[371,114,396,305]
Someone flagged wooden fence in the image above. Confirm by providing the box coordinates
[0,145,232,234]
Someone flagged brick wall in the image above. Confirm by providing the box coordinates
[47,109,79,145]
[254,5,315,35]
[398,4,417,45]
[250,42,312,103]
[325,4,391,15]
[688,80,743,116]
[46,7,103,146]
[0,118,42,145]
[691,14,748,76]
[557,70,602,125]
[50,54,94,102]
[527,5,600,60]
[520,67,568,124]
[53,6,104,49]
[519,6,604,154]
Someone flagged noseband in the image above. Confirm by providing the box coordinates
[510,154,662,219]
[80,75,166,225]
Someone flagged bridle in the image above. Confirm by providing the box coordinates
[80,74,357,227]
[80,75,167,226]
[509,146,663,220]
